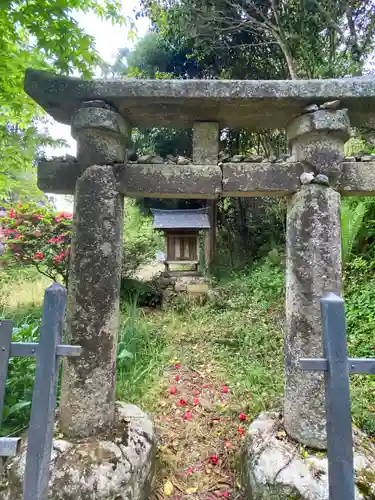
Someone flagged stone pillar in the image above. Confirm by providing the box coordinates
[60,102,129,437]
[284,108,350,449]
[193,122,219,268]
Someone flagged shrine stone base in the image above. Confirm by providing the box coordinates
[159,275,211,308]
[2,404,155,500]
[244,412,375,500]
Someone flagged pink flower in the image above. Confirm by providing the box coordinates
[9,208,15,218]
[55,216,62,223]
[36,215,43,221]
[33,252,44,261]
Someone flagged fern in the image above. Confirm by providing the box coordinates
[341,200,367,265]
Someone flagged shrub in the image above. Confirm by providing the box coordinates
[1,203,72,286]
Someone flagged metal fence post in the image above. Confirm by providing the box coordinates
[321,293,355,500]
[0,320,13,427]
[23,282,67,500]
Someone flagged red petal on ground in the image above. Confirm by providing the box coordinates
[221,386,229,393]
[183,411,193,420]
[202,383,210,388]
[192,397,200,406]
[208,455,219,465]
[175,363,182,369]
[175,375,180,381]
[239,412,247,421]
[170,387,177,395]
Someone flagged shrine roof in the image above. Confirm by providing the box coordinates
[151,209,210,230]
[25,69,375,130]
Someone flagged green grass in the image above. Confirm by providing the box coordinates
[116,300,169,406]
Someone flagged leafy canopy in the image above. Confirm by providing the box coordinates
[0,0,127,201]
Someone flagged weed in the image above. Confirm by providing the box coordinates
[116,300,168,406]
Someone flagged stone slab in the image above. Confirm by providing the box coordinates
[222,162,303,196]
[25,69,375,129]
[38,159,375,198]
[37,160,82,194]
[186,283,210,294]
[38,161,222,198]
[340,161,375,195]
[116,163,222,199]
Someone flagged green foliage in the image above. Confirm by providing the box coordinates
[1,203,72,285]
[343,257,375,435]
[0,316,41,436]
[122,199,163,278]
[0,0,127,201]
[341,199,367,265]
[116,300,168,404]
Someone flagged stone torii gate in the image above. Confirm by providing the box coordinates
[26,69,375,456]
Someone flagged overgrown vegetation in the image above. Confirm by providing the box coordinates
[1,0,375,496]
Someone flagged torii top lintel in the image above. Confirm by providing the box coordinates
[25,69,375,130]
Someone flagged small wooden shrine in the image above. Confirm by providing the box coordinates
[151,208,210,276]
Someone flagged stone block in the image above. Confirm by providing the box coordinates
[2,404,155,500]
[287,109,350,182]
[186,283,209,294]
[193,122,219,165]
[116,163,222,199]
[222,162,303,197]
[244,412,375,499]
[72,104,131,168]
[287,109,350,143]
